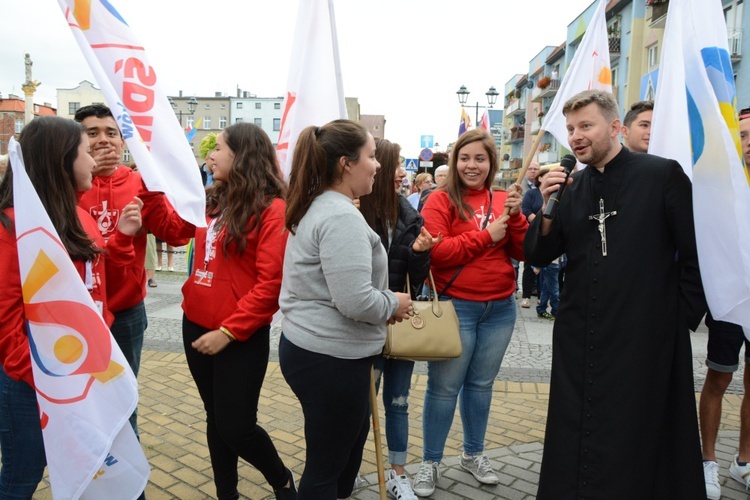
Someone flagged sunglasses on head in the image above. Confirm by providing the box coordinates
[740,108,750,121]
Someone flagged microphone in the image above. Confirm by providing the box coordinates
[542,154,577,220]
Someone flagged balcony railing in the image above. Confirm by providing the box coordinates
[509,158,522,170]
[609,36,621,53]
[506,99,526,117]
[510,129,525,142]
[539,79,560,100]
[729,29,743,60]
[538,151,558,164]
[649,0,669,23]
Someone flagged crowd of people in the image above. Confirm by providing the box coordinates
[0,89,747,500]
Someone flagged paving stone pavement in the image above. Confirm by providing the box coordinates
[28,257,747,499]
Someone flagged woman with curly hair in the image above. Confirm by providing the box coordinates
[180,122,296,499]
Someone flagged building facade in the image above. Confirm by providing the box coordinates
[0,94,56,155]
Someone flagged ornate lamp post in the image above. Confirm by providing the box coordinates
[456,85,500,127]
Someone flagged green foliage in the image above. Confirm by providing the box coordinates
[199,133,217,159]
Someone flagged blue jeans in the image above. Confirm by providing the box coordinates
[0,368,46,499]
[373,357,415,466]
[110,301,147,437]
[536,264,560,316]
[423,296,516,462]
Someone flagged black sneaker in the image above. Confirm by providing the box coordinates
[274,469,297,500]
[537,312,555,320]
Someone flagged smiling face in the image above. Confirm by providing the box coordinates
[345,133,380,198]
[621,110,652,153]
[566,102,621,169]
[456,140,491,190]
[211,132,235,182]
[72,133,96,192]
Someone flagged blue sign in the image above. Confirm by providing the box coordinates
[404,158,419,171]
[420,135,434,149]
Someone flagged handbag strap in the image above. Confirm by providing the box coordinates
[406,271,444,317]
[438,190,494,298]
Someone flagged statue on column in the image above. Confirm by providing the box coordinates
[22,53,41,95]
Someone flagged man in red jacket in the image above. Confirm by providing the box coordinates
[75,104,195,435]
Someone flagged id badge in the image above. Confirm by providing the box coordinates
[194,269,214,287]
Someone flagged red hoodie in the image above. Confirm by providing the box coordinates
[421,188,527,301]
[78,165,195,312]
[0,207,134,387]
[181,198,288,341]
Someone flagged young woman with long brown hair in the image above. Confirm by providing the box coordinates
[180,122,296,499]
[279,120,412,499]
[0,116,140,497]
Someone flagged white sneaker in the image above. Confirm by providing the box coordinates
[730,454,750,489]
[703,460,721,500]
[459,453,499,485]
[352,473,367,490]
[386,469,417,500]
[412,461,439,497]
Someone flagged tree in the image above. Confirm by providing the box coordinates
[199,133,217,160]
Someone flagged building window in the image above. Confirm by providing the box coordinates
[274,102,281,110]
[647,44,659,70]
[255,102,262,109]
[254,118,262,127]
[220,116,227,128]
[236,102,243,109]
[186,117,195,128]
[203,117,211,129]
[204,103,210,110]
[123,149,131,163]
[273,118,281,131]
[236,117,243,123]
[15,119,23,133]
[69,102,81,115]
[220,103,226,109]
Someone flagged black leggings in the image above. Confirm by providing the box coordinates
[279,334,375,499]
[183,316,289,499]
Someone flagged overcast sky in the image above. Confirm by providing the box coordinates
[2,0,595,158]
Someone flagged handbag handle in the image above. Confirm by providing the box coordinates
[405,271,444,318]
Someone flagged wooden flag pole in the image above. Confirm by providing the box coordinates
[501,129,546,216]
[370,366,387,500]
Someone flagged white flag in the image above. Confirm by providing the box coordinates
[276,0,347,180]
[649,0,750,335]
[541,0,612,151]
[9,139,149,499]
[57,0,206,228]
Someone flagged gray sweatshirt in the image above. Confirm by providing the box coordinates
[280,190,399,359]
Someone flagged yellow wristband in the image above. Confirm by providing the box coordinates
[219,326,236,341]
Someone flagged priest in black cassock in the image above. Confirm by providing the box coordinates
[524,90,707,499]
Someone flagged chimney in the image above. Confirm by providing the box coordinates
[179,90,183,97]
[237,87,241,98]
[8,94,19,100]
[44,102,52,107]
[215,91,222,97]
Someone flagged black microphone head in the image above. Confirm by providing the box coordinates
[560,154,577,169]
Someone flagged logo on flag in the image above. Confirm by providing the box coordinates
[58,0,206,228]
[10,139,149,500]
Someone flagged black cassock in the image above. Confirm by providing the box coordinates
[524,147,707,499]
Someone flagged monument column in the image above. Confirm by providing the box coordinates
[21,53,41,124]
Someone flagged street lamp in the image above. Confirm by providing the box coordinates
[168,96,199,127]
[456,85,500,128]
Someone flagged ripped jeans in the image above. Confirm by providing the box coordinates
[373,357,415,466]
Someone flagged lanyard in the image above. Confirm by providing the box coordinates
[85,260,93,291]
[204,217,220,268]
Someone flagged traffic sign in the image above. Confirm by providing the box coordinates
[420,161,434,168]
[420,135,434,149]
[419,148,434,161]
[404,159,419,172]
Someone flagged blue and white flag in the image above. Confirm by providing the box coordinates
[649,0,750,335]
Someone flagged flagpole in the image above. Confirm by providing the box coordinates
[501,130,545,216]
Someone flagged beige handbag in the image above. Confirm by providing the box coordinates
[382,271,462,362]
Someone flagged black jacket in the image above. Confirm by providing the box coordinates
[374,195,430,298]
